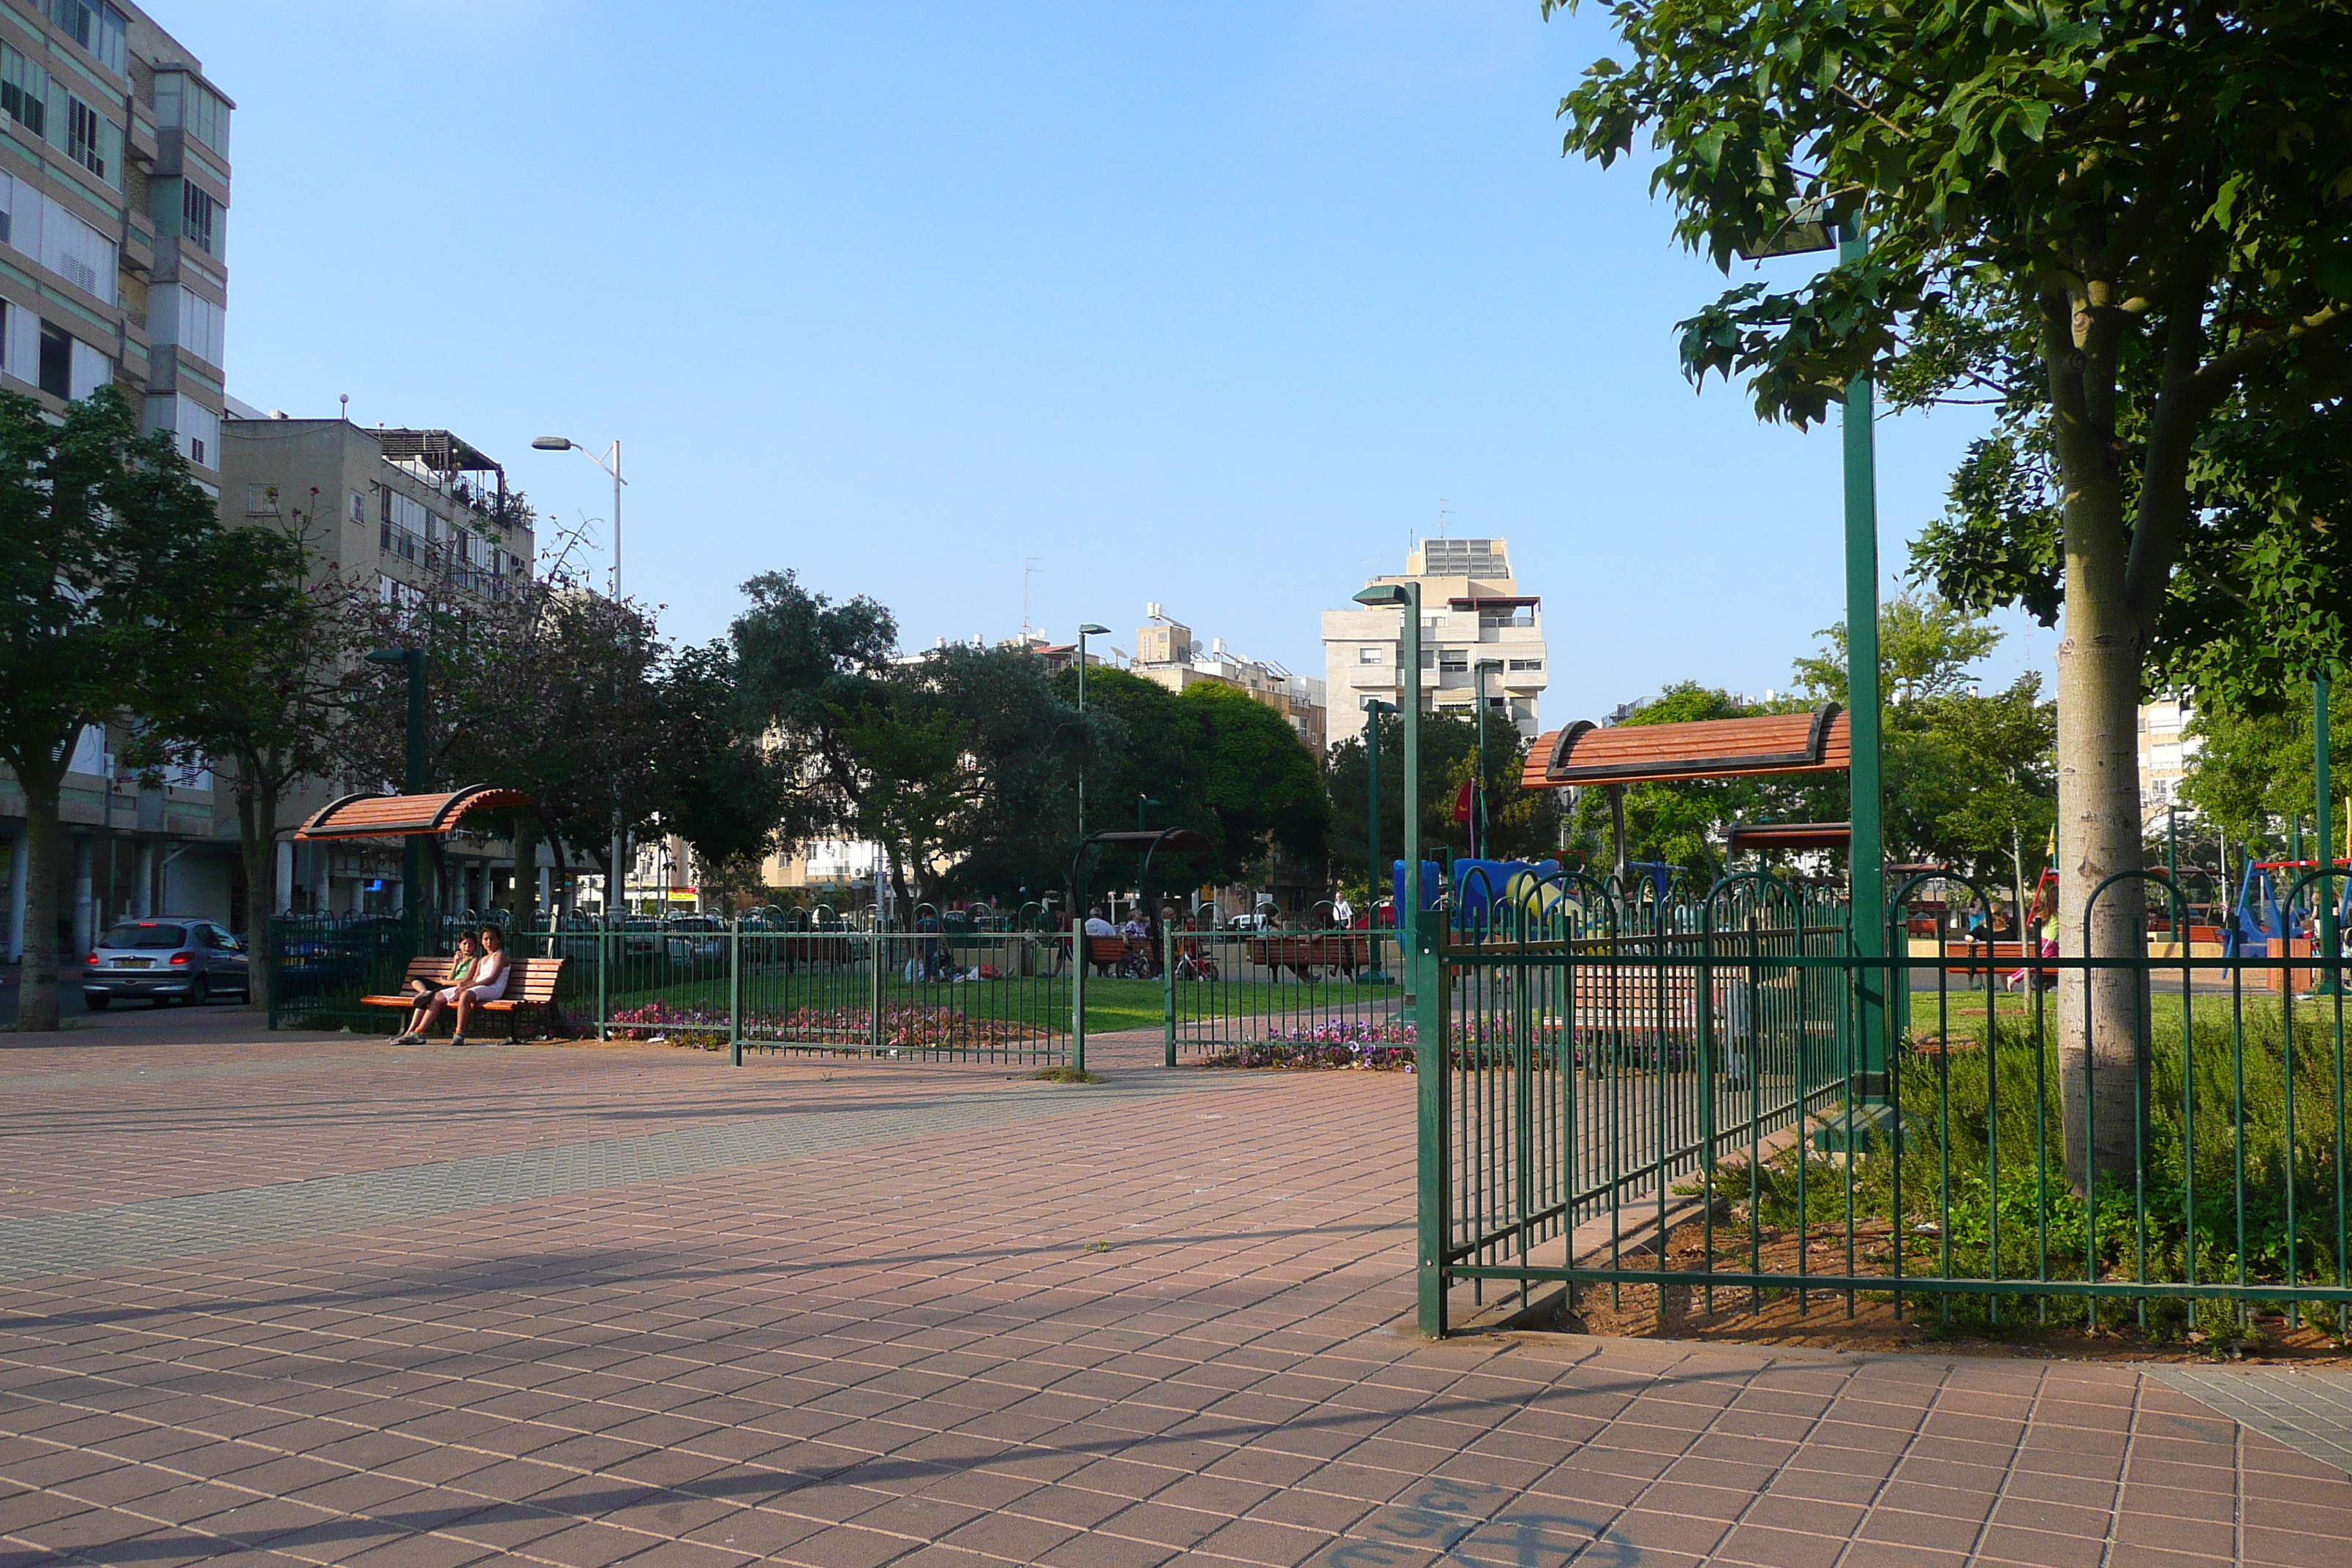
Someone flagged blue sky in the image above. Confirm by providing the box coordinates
[168,0,2050,723]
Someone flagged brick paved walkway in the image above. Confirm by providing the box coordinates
[1,1022,2350,1567]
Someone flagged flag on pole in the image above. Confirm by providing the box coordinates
[1452,778,1475,826]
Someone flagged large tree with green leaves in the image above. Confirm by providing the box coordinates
[0,389,233,1030]
[143,496,364,1012]
[1552,0,2352,1185]
[1326,708,1565,900]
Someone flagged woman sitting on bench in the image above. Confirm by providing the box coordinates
[393,932,477,1043]
[396,927,509,1045]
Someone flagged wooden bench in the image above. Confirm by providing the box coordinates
[1247,935,1365,979]
[360,956,568,1041]
[1941,941,2056,986]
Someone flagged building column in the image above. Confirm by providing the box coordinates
[72,837,94,957]
[275,839,293,914]
[4,829,24,962]
[133,841,154,919]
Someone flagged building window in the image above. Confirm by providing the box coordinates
[151,68,230,157]
[37,323,69,399]
[1507,658,1542,671]
[180,184,218,255]
[350,490,366,524]
[1,46,46,140]
[1439,649,1469,674]
[151,286,225,365]
[65,97,119,182]
[47,0,129,75]
[246,485,279,514]
[1357,645,1384,665]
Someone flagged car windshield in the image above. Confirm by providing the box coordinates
[100,923,187,949]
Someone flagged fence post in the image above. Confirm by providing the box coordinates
[1073,928,1088,1075]
[1163,923,1177,1068]
[1414,904,1449,1337]
[728,917,742,1067]
[869,930,885,1053]
[596,917,609,1041]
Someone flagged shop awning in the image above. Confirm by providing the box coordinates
[295,786,539,840]
[1521,704,1849,789]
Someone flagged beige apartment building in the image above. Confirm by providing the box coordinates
[1130,606,1328,753]
[0,0,237,963]
[2139,696,2200,819]
[1321,538,1548,749]
[219,411,546,919]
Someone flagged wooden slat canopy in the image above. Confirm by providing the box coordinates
[1521,704,1849,789]
[296,785,538,840]
[1727,821,1851,853]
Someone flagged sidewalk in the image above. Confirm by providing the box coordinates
[0,1024,2346,1567]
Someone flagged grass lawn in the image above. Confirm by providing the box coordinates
[593,966,1403,1036]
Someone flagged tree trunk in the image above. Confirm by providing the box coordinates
[12,778,62,1032]
[2055,506,2149,1196]
[233,777,280,1016]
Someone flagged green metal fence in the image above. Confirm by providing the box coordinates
[268,916,1073,1065]
[1163,926,1409,1066]
[1417,872,2352,1338]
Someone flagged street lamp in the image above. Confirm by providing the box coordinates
[1474,659,1504,862]
[1068,826,1212,1074]
[1075,624,1109,840]
[1353,581,1422,949]
[1362,698,1396,984]
[365,649,427,948]
[532,434,629,917]
[530,436,626,599]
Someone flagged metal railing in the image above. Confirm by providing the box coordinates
[1417,871,2352,1339]
[1163,925,1410,1067]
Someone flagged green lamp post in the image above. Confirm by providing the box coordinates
[365,647,427,951]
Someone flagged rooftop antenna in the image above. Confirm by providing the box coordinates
[1022,557,1040,640]
[339,393,349,422]
[1438,498,1452,538]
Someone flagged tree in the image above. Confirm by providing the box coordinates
[143,496,363,1012]
[651,639,794,881]
[2176,689,2352,872]
[1325,708,1564,896]
[1796,595,2057,890]
[1551,0,2352,1186]
[728,570,900,859]
[0,389,228,1030]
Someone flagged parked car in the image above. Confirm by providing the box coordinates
[84,919,250,1008]
[663,916,726,965]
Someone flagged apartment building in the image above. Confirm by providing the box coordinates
[0,1,236,962]
[1130,606,1329,753]
[2139,696,2201,818]
[218,411,543,919]
[1320,538,1548,749]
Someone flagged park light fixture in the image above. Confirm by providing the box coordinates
[1352,581,1423,968]
[529,437,573,451]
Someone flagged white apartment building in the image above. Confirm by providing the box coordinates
[0,1,238,961]
[1321,538,1548,749]
[2139,696,2201,818]
[1131,606,1328,753]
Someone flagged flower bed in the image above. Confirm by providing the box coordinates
[1201,1019,1419,1071]
[607,1000,1049,1050]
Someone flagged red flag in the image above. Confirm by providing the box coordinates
[1452,778,1475,825]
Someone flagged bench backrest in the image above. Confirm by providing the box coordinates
[502,957,565,1002]
[1086,936,1128,964]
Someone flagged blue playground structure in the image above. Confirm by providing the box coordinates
[2224,859,2352,957]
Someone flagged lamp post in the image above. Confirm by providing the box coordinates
[365,648,427,949]
[1474,659,1503,862]
[1068,827,1212,1075]
[1075,624,1109,842]
[1362,698,1395,984]
[533,435,630,916]
[1354,583,1422,937]
[2318,672,2337,994]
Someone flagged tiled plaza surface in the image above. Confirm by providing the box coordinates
[1,1017,2350,1567]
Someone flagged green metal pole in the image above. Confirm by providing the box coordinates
[1072,859,1087,1074]
[2168,809,2180,941]
[2319,674,2337,993]
[1840,225,1888,1109]
[728,916,742,1066]
[1162,921,1176,1068]
[1413,902,1448,1336]
[1403,584,1422,955]
[402,649,427,956]
[1365,704,1384,921]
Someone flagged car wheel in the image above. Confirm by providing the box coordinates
[85,994,109,1011]
[191,975,211,1005]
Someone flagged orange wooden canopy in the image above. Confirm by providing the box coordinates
[1520,704,1849,790]
[296,786,538,840]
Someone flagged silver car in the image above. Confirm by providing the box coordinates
[83,919,251,1009]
